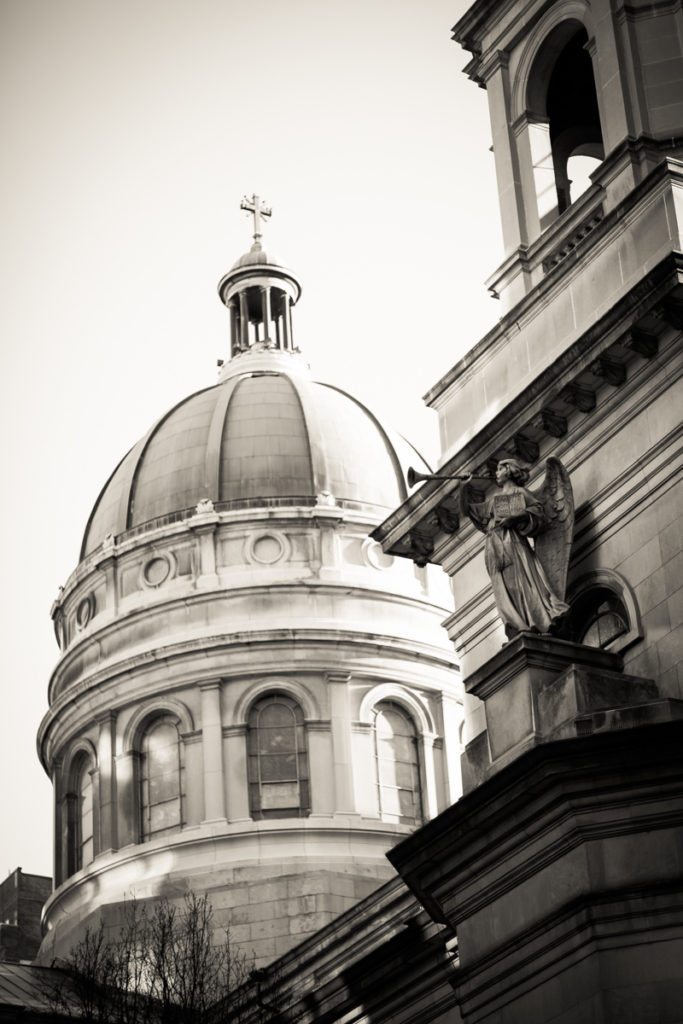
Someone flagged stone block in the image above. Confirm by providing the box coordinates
[462,635,664,788]
[285,894,316,916]
[249,937,276,961]
[209,887,250,910]
[668,585,683,630]
[642,599,672,646]
[661,513,683,563]
[250,916,290,941]
[617,535,662,586]
[286,874,328,898]
[248,881,287,905]
[658,624,683,674]
[288,911,331,936]
[635,566,667,615]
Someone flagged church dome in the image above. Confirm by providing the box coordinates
[81,362,429,557]
[230,245,283,270]
[39,200,460,968]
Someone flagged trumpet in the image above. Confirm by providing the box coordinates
[406,467,492,488]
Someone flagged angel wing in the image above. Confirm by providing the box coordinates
[532,457,574,600]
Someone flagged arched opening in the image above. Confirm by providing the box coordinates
[372,701,423,827]
[567,586,630,649]
[247,693,310,819]
[66,751,96,876]
[526,22,605,227]
[140,716,186,841]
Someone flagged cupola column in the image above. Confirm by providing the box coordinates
[261,286,272,344]
[238,291,249,349]
[229,301,239,357]
[282,294,293,350]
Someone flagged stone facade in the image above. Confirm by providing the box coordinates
[368,0,683,1020]
[0,871,51,964]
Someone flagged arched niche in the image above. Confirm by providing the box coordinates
[566,569,642,653]
[528,20,606,226]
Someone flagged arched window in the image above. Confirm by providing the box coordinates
[372,701,423,827]
[568,586,630,650]
[140,716,185,841]
[66,751,96,876]
[247,694,309,819]
[526,23,605,226]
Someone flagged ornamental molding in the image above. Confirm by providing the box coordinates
[244,530,291,566]
[138,550,177,590]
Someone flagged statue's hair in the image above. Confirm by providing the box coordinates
[498,459,530,486]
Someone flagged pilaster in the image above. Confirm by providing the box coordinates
[199,680,226,822]
[223,725,250,822]
[327,673,357,814]
[96,711,117,854]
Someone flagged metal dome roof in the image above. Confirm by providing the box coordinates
[81,365,430,558]
[230,245,283,270]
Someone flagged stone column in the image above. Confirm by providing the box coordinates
[307,723,334,814]
[229,301,239,356]
[282,295,292,350]
[224,726,250,822]
[351,723,378,817]
[96,712,118,854]
[181,733,203,826]
[439,691,464,806]
[327,673,356,813]
[200,680,226,822]
[512,112,542,241]
[261,286,272,343]
[419,733,439,821]
[483,53,529,253]
[52,760,64,886]
[239,291,249,348]
[115,751,139,847]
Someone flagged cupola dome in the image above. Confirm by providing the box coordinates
[81,194,429,559]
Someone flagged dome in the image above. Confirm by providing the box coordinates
[230,245,284,270]
[81,363,430,557]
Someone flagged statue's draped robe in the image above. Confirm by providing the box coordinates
[464,485,570,637]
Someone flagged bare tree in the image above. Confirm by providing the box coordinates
[46,893,257,1024]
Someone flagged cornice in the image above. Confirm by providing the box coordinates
[423,158,683,409]
[372,252,683,560]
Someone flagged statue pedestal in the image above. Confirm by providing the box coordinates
[389,638,683,1023]
[461,635,669,793]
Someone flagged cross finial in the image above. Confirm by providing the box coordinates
[240,193,272,249]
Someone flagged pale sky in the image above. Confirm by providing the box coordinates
[0,0,501,878]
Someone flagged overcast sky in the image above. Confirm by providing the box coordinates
[0,0,501,879]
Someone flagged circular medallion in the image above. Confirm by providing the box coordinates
[75,594,94,630]
[246,531,290,566]
[361,538,394,571]
[140,551,176,589]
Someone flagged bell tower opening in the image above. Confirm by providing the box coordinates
[526,22,605,228]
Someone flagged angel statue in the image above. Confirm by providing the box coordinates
[460,457,574,639]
